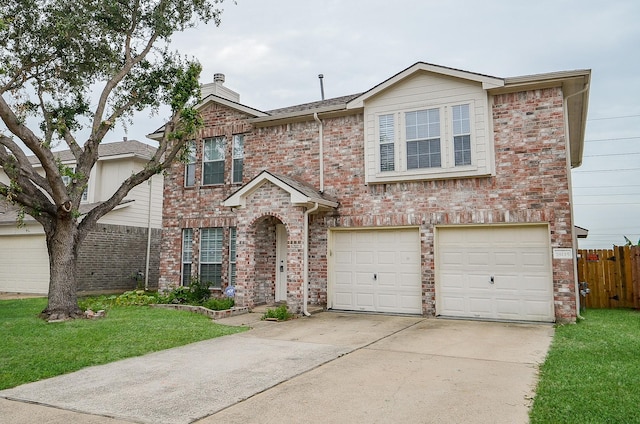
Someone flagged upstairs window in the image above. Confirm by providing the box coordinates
[203,137,225,185]
[232,135,244,184]
[452,104,471,166]
[379,114,395,172]
[62,167,88,202]
[405,108,441,169]
[184,141,196,187]
[371,101,480,183]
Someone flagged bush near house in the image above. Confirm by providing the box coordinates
[80,278,235,312]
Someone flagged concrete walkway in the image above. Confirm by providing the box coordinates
[0,312,554,423]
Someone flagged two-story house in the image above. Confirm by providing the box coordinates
[155,63,590,323]
[0,140,164,295]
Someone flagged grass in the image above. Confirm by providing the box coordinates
[0,297,247,390]
[530,308,640,423]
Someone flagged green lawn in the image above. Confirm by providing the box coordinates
[530,308,640,424]
[0,297,247,390]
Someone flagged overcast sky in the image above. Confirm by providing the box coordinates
[61,1,640,248]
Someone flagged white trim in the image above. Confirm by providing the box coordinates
[348,62,504,109]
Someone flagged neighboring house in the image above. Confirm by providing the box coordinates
[0,140,163,295]
[154,63,590,323]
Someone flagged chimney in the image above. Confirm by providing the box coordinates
[200,73,240,102]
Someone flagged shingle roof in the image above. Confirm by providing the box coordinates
[28,140,156,165]
[267,171,338,204]
[266,93,363,116]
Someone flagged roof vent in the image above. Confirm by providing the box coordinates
[214,73,225,84]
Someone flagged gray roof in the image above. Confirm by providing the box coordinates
[28,140,156,165]
[265,171,338,204]
[266,93,363,116]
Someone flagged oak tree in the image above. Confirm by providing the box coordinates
[0,0,225,319]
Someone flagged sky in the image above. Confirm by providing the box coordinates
[15,0,640,249]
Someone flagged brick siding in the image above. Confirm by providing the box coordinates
[77,224,161,294]
[159,85,577,321]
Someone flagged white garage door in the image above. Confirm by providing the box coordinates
[330,228,422,314]
[436,225,554,322]
[0,234,50,294]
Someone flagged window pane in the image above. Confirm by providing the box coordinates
[182,229,193,286]
[232,135,244,183]
[232,135,244,158]
[380,144,395,172]
[454,135,472,166]
[229,228,237,262]
[406,109,439,141]
[407,139,441,169]
[200,264,222,288]
[229,227,237,286]
[185,163,195,187]
[201,228,223,263]
[232,158,243,183]
[204,137,225,161]
[203,161,224,185]
[185,142,196,187]
[452,104,471,135]
[379,114,395,172]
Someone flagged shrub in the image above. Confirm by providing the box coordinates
[159,277,212,305]
[202,297,235,311]
[79,290,160,311]
[262,304,294,321]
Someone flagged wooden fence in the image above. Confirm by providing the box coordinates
[577,246,640,309]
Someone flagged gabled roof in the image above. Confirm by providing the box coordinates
[347,62,505,109]
[28,140,156,165]
[223,170,338,209]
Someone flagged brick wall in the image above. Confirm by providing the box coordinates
[159,86,577,321]
[77,224,161,294]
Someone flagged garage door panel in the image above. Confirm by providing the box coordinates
[356,293,375,310]
[377,272,396,287]
[331,228,422,315]
[437,225,554,322]
[469,297,492,315]
[355,251,374,265]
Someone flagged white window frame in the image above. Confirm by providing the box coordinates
[231,134,244,184]
[181,228,193,286]
[184,141,196,187]
[200,227,223,288]
[202,137,226,186]
[229,227,237,286]
[373,101,477,181]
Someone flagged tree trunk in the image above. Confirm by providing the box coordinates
[40,216,84,321]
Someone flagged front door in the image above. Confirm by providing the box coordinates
[275,224,287,302]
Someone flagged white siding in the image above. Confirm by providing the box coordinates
[363,71,494,183]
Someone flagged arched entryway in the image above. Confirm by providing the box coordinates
[250,215,289,306]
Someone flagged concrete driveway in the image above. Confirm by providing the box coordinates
[0,312,553,423]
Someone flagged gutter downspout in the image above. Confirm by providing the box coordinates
[144,178,153,291]
[303,202,320,316]
[313,113,324,193]
[563,83,590,318]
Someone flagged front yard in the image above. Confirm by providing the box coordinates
[0,297,246,390]
[530,308,640,423]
